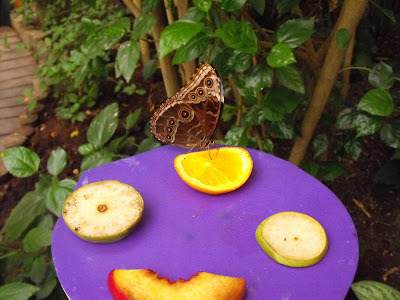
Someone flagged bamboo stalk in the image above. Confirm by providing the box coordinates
[288,0,368,166]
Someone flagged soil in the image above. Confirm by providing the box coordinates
[0,64,399,299]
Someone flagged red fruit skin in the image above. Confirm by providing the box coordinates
[108,270,131,300]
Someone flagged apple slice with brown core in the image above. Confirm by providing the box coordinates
[256,211,328,267]
[108,269,246,300]
[62,180,144,243]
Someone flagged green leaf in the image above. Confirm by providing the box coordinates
[30,256,47,284]
[37,215,54,230]
[243,104,264,127]
[36,276,57,300]
[261,139,274,154]
[358,88,394,116]
[318,161,344,181]
[192,0,212,12]
[220,0,246,12]
[132,14,156,40]
[143,59,158,80]
[81,149,114,171]
[2,146,40,178]
[159,20,204,58]
[183,7,206,22]
[344,136,362,159]
[263,87,300,121]
[47,148,67,176]
[369,1,396,22]
[141,0,159,13]
[136,137,161,154]
[275,65,305,94]
[277,17,314,48]
[270,121,294,139]
[355,113,383,137]
[23,227,52,253]
[267,43,296,67]
[250,0,266,15]
[368,62,394,90]
[313,134,328,158]
[336,28,351,50]
[351,280,400,300]
[301,160,320,177]
[116,40,141,82]
[224,126,248,146]
[125,108,142,131]
[47,179,77,216]
[81,17,97,35]
[99,25,125,38]
[380,120,400,148]
[0,282,39,300]
[336,108,357,129]
[215,21,258,54]
[235,66,273,99]
[87,102,119,148]
[78,143,95,156]
[274,0,301,16]
[173,30,210,65]
[222,104,239,122]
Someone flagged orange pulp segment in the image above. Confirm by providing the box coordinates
[174,147,253,194]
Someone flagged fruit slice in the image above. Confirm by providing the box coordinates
[108,269,246,300]
[255,211,328,267]
[62,180,144,243]
[174,147,253,194]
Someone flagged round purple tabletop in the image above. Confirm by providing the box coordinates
[52,146,358,299]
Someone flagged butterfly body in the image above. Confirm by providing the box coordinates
[150,63,224,149]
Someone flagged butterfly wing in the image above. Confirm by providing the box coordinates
[150,63,224,148]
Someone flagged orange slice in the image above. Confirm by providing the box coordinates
[174,147,253,194]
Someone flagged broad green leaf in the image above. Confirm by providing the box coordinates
[224,126,248,147]
[78,143,95,156]
[318,161,344,181]
[115,40,140,82]
[250,0,266,15]
[125,108,142,131]
[193,0,212,12]
[358,88,394,116]
[220,0,246,11]
[275,65,305,94]
[87,102,119,148]
[74,63,89,88]
[277,17,314,48]
[215,21,258,54]
[274,0,301,16]
[368,62,394,90]
[136,137,161,154]
[47,179,77,216]
[313,134,328,158]
[99,25,125,38]
[141,0,159,13]
[2,146,40,178]
[336,108,357,129]
[173,30,210,65]
[336,28,351,50]
[23,227,52,253]
[351,280,400,300]
[36,276,57,300]
[81,149,114,171]
[355,113,382,137]
[143,59,158,80]
[235,66,273,99]
[81,17,97,35]
[30,256,47,284]
[222,104,240,122]
[1,190,46,241]
[243,104,264,127]
[132,14,156,40]
[218,48,253,74]
[159,20,204,58]
[380,120,400,148]
[270,121,294,139]
[47,148,67,176]
[37,215,54,229]
[263,87,300,121]
[344,136,362,159]
[261,139,274,154]
[301,160,320,177]
[183,7,206,22]
[0,282,39,300]
[267,43,296,67]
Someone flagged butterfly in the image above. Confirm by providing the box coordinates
[150,63,224,149]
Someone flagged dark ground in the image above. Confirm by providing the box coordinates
[0,65,399,299]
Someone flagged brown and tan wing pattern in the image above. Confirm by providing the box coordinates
[150,63,224,148]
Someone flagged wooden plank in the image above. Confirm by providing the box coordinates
[0,105,26,118]
[0,35,21,46]
[0,117,18,135]
[0,55,35,70]
[0,84,32,99]
[0,96,26,108]
[0,65,35,81]
[0,75,34,89]
[0,50,31,61]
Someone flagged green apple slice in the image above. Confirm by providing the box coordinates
[255,211,328,267]
[62,180,144,243]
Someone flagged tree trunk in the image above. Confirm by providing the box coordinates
[288,0,368,166]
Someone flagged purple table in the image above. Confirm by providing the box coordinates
[52,146,358,299]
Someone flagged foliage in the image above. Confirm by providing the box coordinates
[1,147,76,299]
[351,280,400,300]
